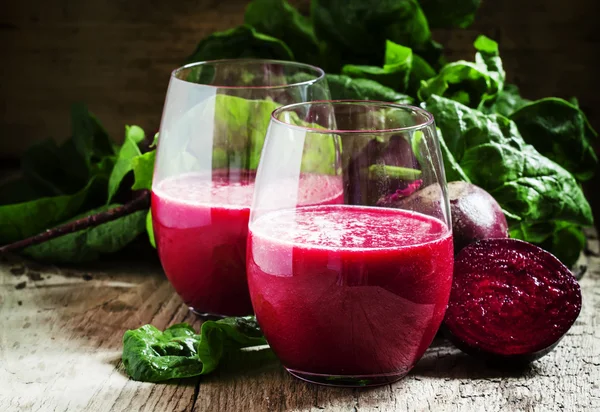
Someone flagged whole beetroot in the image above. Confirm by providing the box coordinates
[394,181,509,254]
[446,181,509,253]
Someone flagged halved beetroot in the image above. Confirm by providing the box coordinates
[444,238,582,363]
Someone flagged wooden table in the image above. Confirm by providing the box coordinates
[1,232,599,412]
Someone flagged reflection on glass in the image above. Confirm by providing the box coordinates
[151,59,329,318]
[247,101,453,386]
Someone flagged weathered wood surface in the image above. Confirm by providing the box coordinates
[1,231,599,411]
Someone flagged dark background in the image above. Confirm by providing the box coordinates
[1,0,598,221]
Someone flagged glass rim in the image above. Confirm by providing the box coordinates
[271,100,435,134]
[171,59,326,90]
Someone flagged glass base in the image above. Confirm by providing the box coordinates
[189,306,228,320]
[285,368,408,387]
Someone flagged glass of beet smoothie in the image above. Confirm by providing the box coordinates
[151,60,329,318]
[247,101,453,387]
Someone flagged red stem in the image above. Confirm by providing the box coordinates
[0,190,150,254]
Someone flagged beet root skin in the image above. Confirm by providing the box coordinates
[443,238,582,363]
[441,324,564,365]
[396,181,509,254]
[447,182,509,254]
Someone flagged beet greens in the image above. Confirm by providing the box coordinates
[0,0,595,267]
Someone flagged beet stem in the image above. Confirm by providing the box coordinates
[0,190,150,254]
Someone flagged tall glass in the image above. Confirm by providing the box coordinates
[151,60,329,318]
[247,101,453,386]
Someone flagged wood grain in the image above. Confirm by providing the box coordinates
[1,0,598,156]
[1,231,599,411]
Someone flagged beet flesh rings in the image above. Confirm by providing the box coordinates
[444,238,582,362]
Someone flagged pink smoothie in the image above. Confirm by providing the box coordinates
[247,205,453,377]
[151,171,343,316]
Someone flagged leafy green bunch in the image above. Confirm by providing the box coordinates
[1,0,596,268]
[188,0,597,267]
[0,106,155,261]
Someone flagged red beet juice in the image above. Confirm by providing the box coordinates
[247,205,453,382]
[151,171,343,316]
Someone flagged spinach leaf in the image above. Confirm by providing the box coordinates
[107,125,146,202]
[23,205,147,263]
[21,139,90,197]
[245,0,321,64]
[435,128,471,183]
[131,95,280,195]
[342,41,413,92]
[425,95,593,230]
[0,177,44,206]
[187,25,293,63]
[146,210,156,248]
[326,74,413,104]
[18,104,115,205]
[0,178,97,244]
[539,223,586,269]
[211,95,281,170]
[71,103,116,167]
[312,0,435,70]
[131,151,156,191]
[418,35,505,109]
[510,97,598,181]
[122,317,267,382]
[408,54,436,96]
[483,83,530,117]
[417,0,481,29]
[509,221,586,268]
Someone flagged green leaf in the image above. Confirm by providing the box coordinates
[483,83,530,117]
[510,97,598,181]
[417,0,481,29]
[23,205,147,263]
[510,221,586,268]
[0,178,97,244]
[312,0,435,70]
[245,0,321,64]
[425,95,593,230]
[146,209,156,248]
[107,125,146,202]
[131,151,156,191]
[19,106,114,202]
[342,41,413,92]
[186,25,294,63]
[408,54,436,96]
[0,177,44,206]
[91,155,117,181]
[473,33,498,53]
[151,133,159,147]
[21,138,90,196]
[539,223,586,269]
[209,94,281,170]
[434,128,471,183]
[326,74,413,104]
[149,96,281,188]
[161,95,282,173]
[122,317,267,382]
[71,103,115,166]
[418,35,505,109]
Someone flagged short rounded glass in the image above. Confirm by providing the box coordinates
[247,101,454,386]
[151,59,329,318]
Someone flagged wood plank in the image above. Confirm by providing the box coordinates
[0,256,201,411]
[1,232,599,411]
